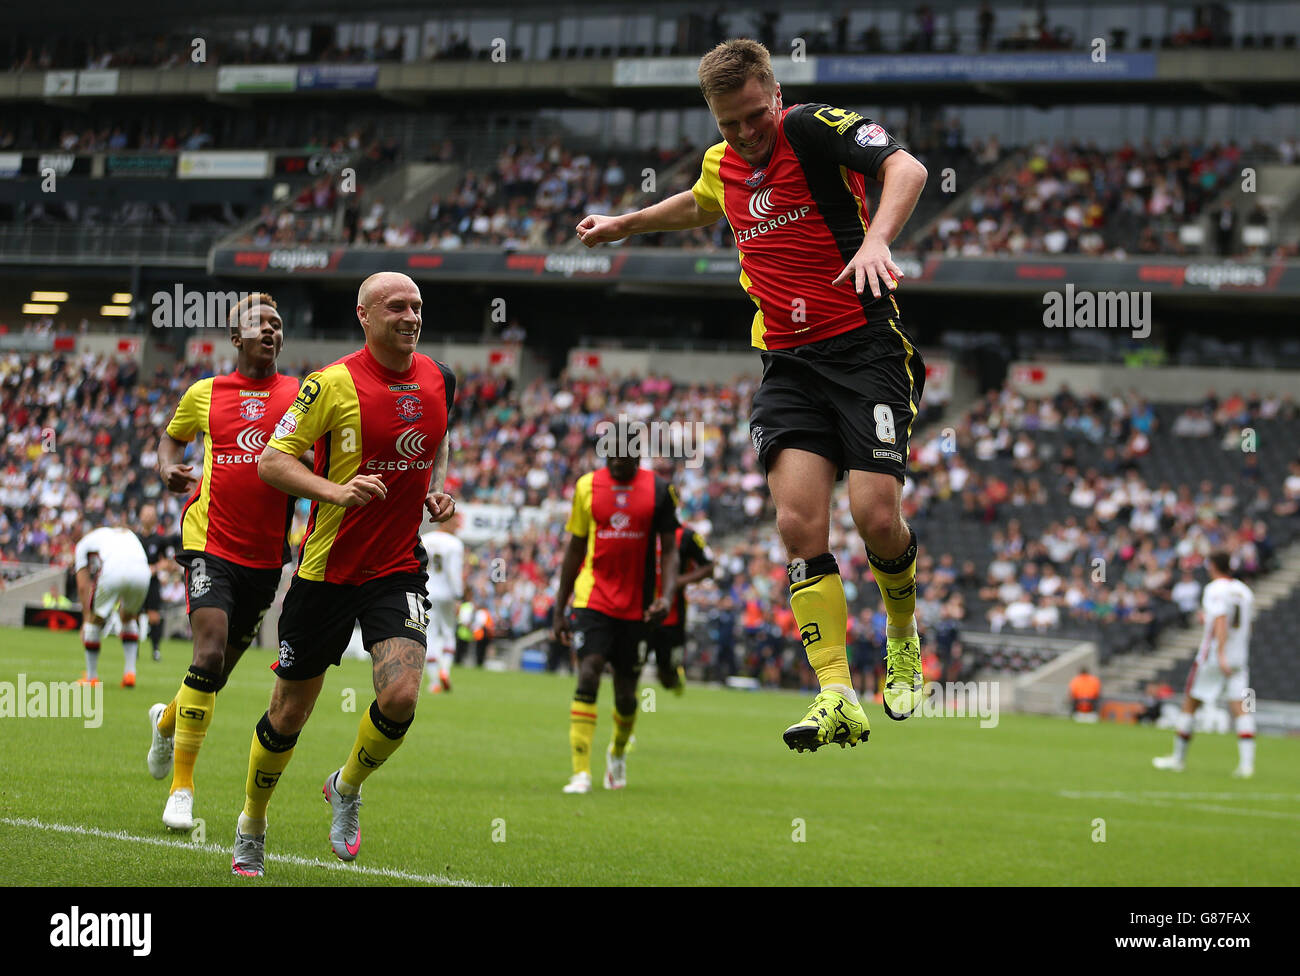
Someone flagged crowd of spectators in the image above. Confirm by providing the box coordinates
[243,123,982,254]
[906,386,1292,650]
[253,137,699,251]
[235,126,1298,262]
[3,346,1297,694]
[0,121,385,157]
[901,138,1282,260]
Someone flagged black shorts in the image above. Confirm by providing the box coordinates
[144,574,162,613]
[179,552,282,652]
[572,608,646,677]
[275,572,430,681]
[749,321,925,482]
[646,624,685,666]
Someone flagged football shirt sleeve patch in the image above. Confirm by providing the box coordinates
[268,370,335,457]
[790,104,902,180]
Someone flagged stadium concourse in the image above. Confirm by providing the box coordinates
[3,346,1297,701]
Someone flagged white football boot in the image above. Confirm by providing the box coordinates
[162,787,196,830]
[562,771,592,794]
[604,745,627,790]
[146,702,174,780]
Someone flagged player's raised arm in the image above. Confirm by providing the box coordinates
[576,189,721,246]
[837,150,930,297]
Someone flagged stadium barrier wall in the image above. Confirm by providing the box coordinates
[1009,361,1300,401]
[568,347,956,398]
[960,630,1098,716]
[0,567,66,628]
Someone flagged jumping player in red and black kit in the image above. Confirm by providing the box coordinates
[552,426,679,793]
[649,524,715,695]
[578,39,929,753]
[230,271,456,877]
[145,294,302,834]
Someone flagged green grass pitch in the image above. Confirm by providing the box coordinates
[1,627,1296,886]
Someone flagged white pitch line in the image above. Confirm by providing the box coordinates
[1060,790,1300,802]
[1,817,492,887]
[1057,792,1300,821]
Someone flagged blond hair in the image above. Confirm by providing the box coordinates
[698,38,776,102]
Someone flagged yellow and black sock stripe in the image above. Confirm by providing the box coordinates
[170,665,221,793]
[788,553,851,690]
[570,693,598,775]
[868,528,918,630]
[242,712,299,821]
[340,700,413,790]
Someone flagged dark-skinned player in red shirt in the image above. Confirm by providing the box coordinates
[552,425,679,793]
[147,293,302,835]
[230,272,457,876]
[577,39,929,753]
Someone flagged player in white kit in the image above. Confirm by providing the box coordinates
[1153,550,1256,777]
[421,514,465,693]
[73,525,152,687]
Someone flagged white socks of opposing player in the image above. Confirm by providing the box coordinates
[82,622,101,680]
[1235,714,1256,770]
[1172,711,1193,762]
[425,650,451,684]
[122,626,139,678]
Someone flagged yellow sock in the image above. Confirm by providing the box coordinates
[570,697,598,775]
[610,709,636,758]
[157,692,179,738]
[242,713,298,821]
[170,680,217,793]
[789,557,851,690]
[869,529,919,630]
[338,702,411,792]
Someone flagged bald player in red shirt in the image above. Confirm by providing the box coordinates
[229,272,457,877]
[577,38,929,754]
[148,292,301,835]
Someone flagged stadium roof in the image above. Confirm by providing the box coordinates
[14,0,1300,28]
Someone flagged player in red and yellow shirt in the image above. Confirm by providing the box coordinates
[649,523,716,695]
[577,39,930,752]
[147,292,301,835]
[552,426,679,793]
[228,272,457,877]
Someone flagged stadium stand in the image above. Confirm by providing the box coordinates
[3,0,1299,716]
